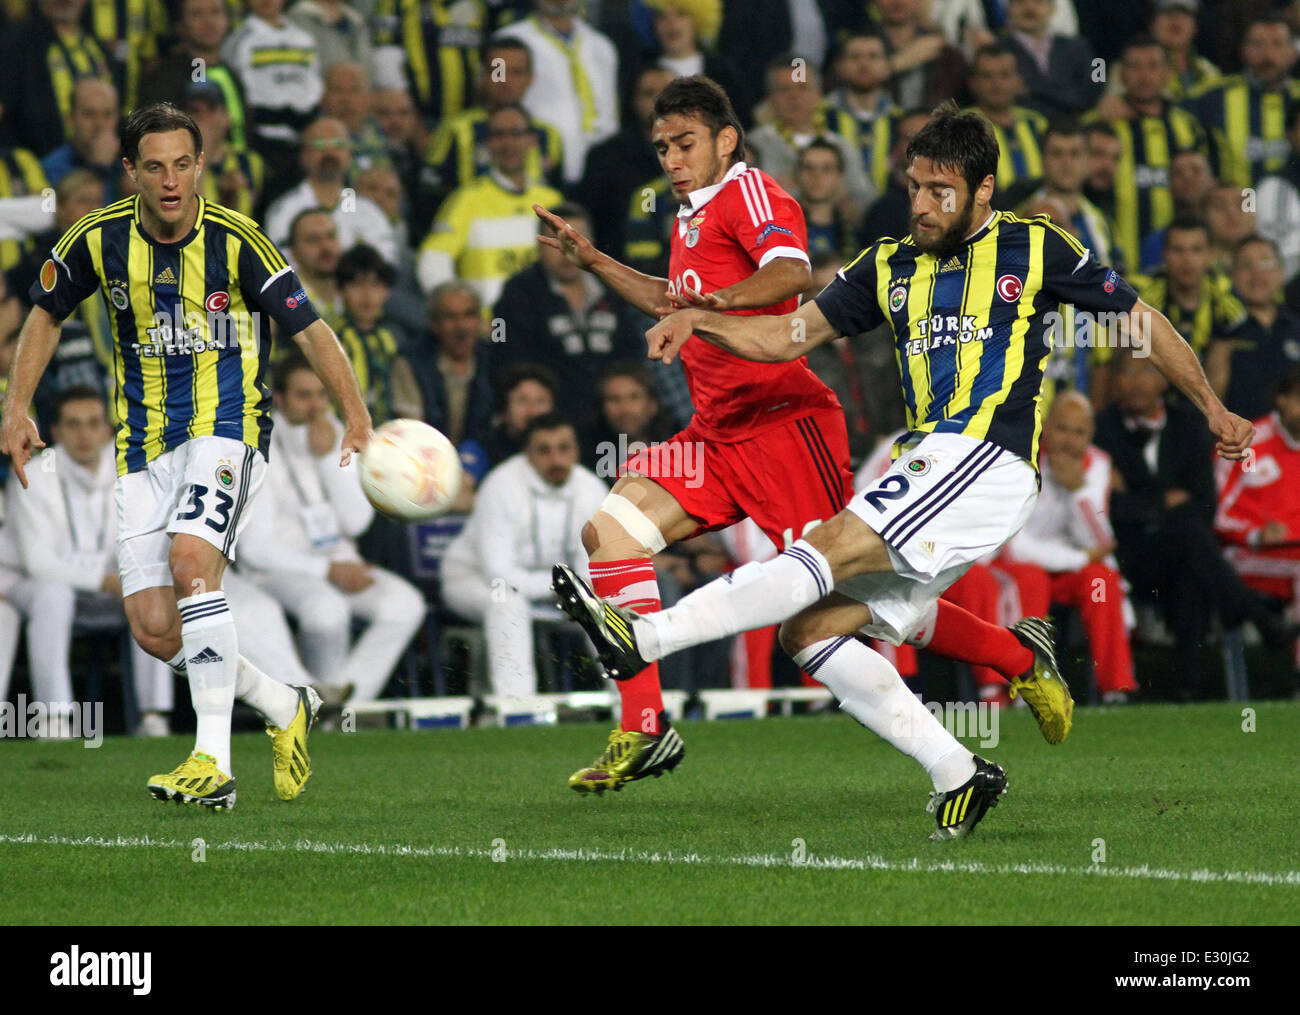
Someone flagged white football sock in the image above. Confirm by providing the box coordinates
[234,655,300,729]
[178,591,238,774]
[638,540,833,661]
[170,647,299,728]
[794,636,975,792]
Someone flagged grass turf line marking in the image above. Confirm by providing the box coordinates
[3,833,1300,887]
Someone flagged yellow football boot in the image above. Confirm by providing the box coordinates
[147,751,236,810]
[1009,617,1074,745]
[267,685,322,801]
[568,719,685,794]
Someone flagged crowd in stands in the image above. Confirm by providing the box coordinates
[2,0,1300,733]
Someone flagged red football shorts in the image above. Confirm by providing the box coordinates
[623,410,852,550]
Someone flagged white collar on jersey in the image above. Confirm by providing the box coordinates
[678,161,750,220]
[966,210,997,241]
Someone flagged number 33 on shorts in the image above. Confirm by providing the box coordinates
[175,481,236,533]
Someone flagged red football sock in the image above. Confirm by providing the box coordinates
[925,600,1033,680]
[589,558,664,734]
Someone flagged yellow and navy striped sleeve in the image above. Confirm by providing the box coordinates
[29,202,132,319]
[204,204,320,338]
[1037,220,1141,313]
[813,242,889,337]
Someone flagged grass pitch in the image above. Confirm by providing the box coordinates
[1,702,1297,925]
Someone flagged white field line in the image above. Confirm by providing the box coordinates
[2,832,1300,887]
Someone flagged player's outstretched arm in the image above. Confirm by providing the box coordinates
[292,318,374,466]
[665,256,811,313]
[647,299,840,365]
[0,305,62,488]
[1138,297,1255,460]
[533,204,670,317]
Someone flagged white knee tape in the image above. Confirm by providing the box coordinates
[598,493,668,554]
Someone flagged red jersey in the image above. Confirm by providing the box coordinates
[1215,412,1300,546]
[669,162,842,441]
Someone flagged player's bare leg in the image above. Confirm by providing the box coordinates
[567,474,699,793]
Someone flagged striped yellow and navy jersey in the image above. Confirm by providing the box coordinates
[84,0,169,109]
[0,147,50,272]
[425,106,564,195]
[977,107,1048,193]
[814,212,1141,469]
[1084,106,1207,277]
[338,319,400,424]
[1186,74,1300,188]
[30,195,320,476]
[373,0,485,123]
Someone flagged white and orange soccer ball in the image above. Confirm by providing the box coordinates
[358,419,463,521]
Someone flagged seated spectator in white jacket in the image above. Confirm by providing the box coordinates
[1001,391,1139,702]
[0,387,172,736]
[441,413,608,697]
[238,353,426,703]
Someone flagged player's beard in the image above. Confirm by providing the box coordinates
[910,192,977,259]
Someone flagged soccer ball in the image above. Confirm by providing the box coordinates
[358,419,463,520]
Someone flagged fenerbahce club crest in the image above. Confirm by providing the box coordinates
[215,461,235,489]
[889,284,907,312]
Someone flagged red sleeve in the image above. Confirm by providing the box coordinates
[723,168,810,269]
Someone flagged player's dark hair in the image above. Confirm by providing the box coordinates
[483,34,532,69]
[1275,365,1300,400]
[905,103,999,197]
[1084,121,1118,140]
[53,384,107,424]
[1121,33,1166,59]
[288,207,335,248]
[652,75,745,165]
[1043,119,1085,145]
[121,102,202,164]
[522,411,576,445]
[337,243,396,288]
[272,349,316,393]
[798,137,845,173]
[599,360,657,398]
[1165,214,1209,241]
[496,362,559,404]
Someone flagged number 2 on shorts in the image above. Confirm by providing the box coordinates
[863,474,910,513]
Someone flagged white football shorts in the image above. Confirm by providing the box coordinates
[116,435,266,597]
[837,431,1038,644]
